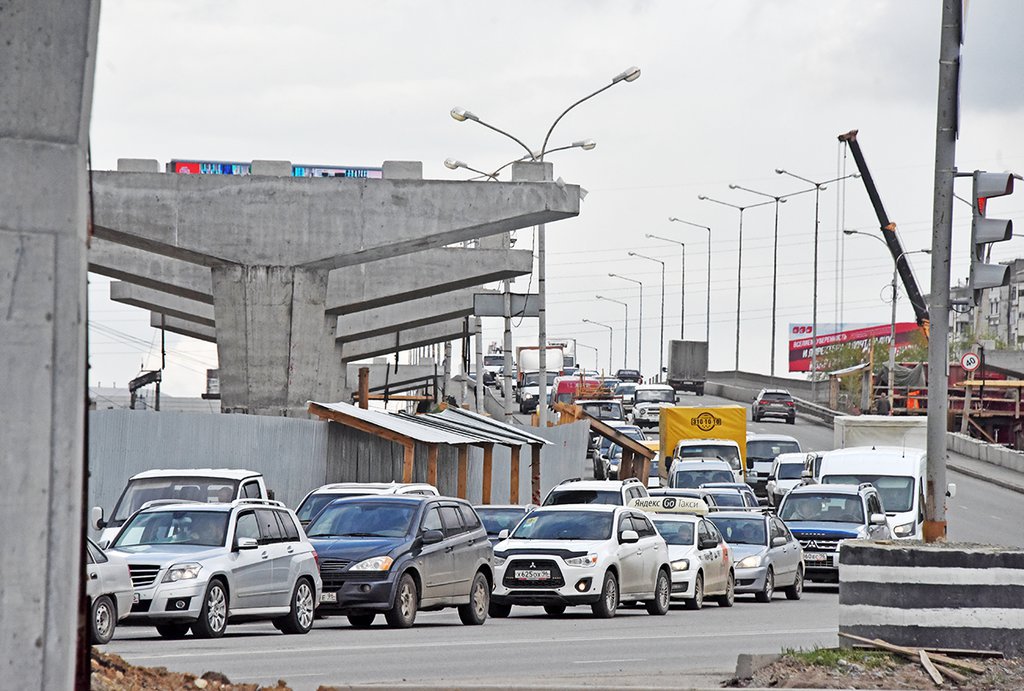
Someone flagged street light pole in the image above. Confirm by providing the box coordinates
[776,170,860,401]
[609,273,643,377]
[629,252,666,378]
[576,342,600,372]
[646,235,686,341]
[582,319,614,374]
[595,294,628,368]
[666,219,711,344]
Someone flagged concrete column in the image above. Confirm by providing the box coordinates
[211,265,341,414]
[0,1,99,688]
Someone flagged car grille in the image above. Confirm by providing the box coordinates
[503,559,565,588]
[128,565,162,588]
[798,538,840,551]
[319,558,353,589]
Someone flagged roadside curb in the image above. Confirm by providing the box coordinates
[948,461,1024,495]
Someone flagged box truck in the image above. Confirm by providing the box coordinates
[667,340,708,395]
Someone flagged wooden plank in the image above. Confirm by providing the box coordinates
[481,443,493,505]
[968,417,997,444]
[358,367,370,409]
[402,442,415,483]
[959,386,971,434]
[426,444,438,487]
[509,445,520,505]
[838,633,984,674]
[531,444,542,505]
[919,649,944,686]
[851,644,1003,659]
[457,445,468,499]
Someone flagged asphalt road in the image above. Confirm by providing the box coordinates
[102,392,1024,687]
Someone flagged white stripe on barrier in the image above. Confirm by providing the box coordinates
[839,564,1024,586]
[839,604,1024,629]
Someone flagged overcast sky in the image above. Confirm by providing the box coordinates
[88,1,1024,397]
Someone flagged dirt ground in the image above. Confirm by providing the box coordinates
[91,649,292,691]
[731,649,1024,689]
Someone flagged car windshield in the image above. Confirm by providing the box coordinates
[707,491,745,507]
[112,510,229,548]
[484,355,503,367]
[475,508,527,536]
[544,489,622,506]
[779,494,865,523]
[822,475,914,513]
[296,492,372,522]
[523,372,558,387]
[617,370,641,379]
[672,469,734,489]
[635,389,675,404]
[777,463,804,480]
[747,440,800,460]
[579,402,623,420]
[110,477,241,525]
[306,502,416,538]
[708,516,767,545]
[677,445,741,470]
[512,511,613,541]
[614,383,637,396]
[652,519,695,546]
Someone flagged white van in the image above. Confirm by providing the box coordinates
[817,447,926,540]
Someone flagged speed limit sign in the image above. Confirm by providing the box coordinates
[961,352,981,372]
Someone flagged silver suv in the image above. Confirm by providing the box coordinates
[108,499,321,639]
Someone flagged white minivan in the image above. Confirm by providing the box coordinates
[817,446,927,540]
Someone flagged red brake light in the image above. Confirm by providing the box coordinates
[785,401,794,407]
[313,549,320,570]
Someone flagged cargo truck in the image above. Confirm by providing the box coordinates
[667,340,708,395]
[833,415,927,450]
[659,405,747,477]
[515,346,564,388]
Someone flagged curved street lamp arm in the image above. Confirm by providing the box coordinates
[668,218,710,232]
[645,233,685,247]
[540,82,615,161]
[628,251,665,266]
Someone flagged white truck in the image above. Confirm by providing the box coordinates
[833,415,927,450]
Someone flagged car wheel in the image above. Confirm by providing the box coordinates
[543,604,566,616]
[755,568,775,603]
[191,580,228,638]
[787,416,796,425]
[489,602,512,618]
[385,573,418,628]
[590,571,619,619]
[717,570,736,607]
[685,572,704,610]
[347,613,376,628]
[155,623,191,639]
[90,595,116,644]
[785,567,804,601]
[458,572,490,626]
[274,578,316,635]
[645,569,670,616]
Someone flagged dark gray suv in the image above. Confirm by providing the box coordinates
[308,496,493,628]
[752,388,796,424]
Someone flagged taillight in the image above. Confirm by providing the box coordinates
[313,549,320,570]
[785,401,794,407]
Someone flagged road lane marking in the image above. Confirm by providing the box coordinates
[117,627,836,661]
[572,659,637,664]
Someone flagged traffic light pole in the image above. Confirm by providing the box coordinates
[924,0,961,543]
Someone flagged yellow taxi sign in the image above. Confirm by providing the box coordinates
[628,496,708,516]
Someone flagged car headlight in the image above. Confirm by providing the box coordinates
[671,559,690,572]
[493,554,507,567]
[162,562,202,582]
[522,392,535,400]
[893,521,916,537]
[736,555,763,569]
[564,553,599,568]
[349,556,394,572]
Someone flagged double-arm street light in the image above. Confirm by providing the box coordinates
[582,319,614,374]
[629,252,666,378]
[697,195,775,376]
[667,218,712,343]
[595,294,628,368]
[451,65,640,428]
[445,139,598,181]
[845,229,930,412]
[777,169,861,400]
[609,273,644,375]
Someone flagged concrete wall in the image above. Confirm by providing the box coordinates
[839,541,1024,656]
[948,432,1024,474]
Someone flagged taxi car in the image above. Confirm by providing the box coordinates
[490,504,671,619]
[629,496,735,610]
[707,511,804,602]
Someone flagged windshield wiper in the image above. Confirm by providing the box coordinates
[338,532,383,537]
[307,533,345,538]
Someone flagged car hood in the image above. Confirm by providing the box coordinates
[495,538,601,556]
[785,522,864,539]
[108,544,226,563]
[728,543,769,561]
[309,536,408,560]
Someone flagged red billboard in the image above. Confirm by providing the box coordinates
[789,322,921,372]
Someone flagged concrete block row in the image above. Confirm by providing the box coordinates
[947,432,1024,474]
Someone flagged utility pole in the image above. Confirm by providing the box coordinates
[924,0,961,543]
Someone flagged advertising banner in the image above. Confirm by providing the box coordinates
[788,322,921,372]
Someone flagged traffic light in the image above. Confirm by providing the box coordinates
[969,171,1015,305]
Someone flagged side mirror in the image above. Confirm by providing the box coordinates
[771,536,787,547]
[497,529,510,540]
[267,488,276,501]
[946,483,957,499]
[236,537,259,550]
[90,506,106,531]
[869,513,887,526]
[698,538,717,551]
[619,529,639,544]
[421,529,445,545]
[800,469,812,479]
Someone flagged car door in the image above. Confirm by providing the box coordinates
[631,514,663,593]
[230,511,271,609]
[457,504,491,588]
[416,505,454,602]
[615,512,644,595]
[272,509,305,604]
[866,492,890,540]
[254,509,292,607]
[696,520,724,593]
[768,516,795,584]
[439,504,475,601]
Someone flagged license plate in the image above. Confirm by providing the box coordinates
[132,593,140,604]
[320,592,338,603]
[515,569,550,580]
[804,552,827,562]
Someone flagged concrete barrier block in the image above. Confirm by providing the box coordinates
[251,160,292,176]
[735,653,782,679]
[382,160,423,180]
[116,158,160,173]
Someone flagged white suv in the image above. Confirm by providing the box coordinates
[489,505,671,618]
[542,478,649,506]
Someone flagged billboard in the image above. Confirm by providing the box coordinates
[170,159,383,178]
[788,322,921,372]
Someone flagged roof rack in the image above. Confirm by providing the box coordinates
[233,498,286,508]
[139,499,206,511]
[557,477,583,485]
[858,483,875,491]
